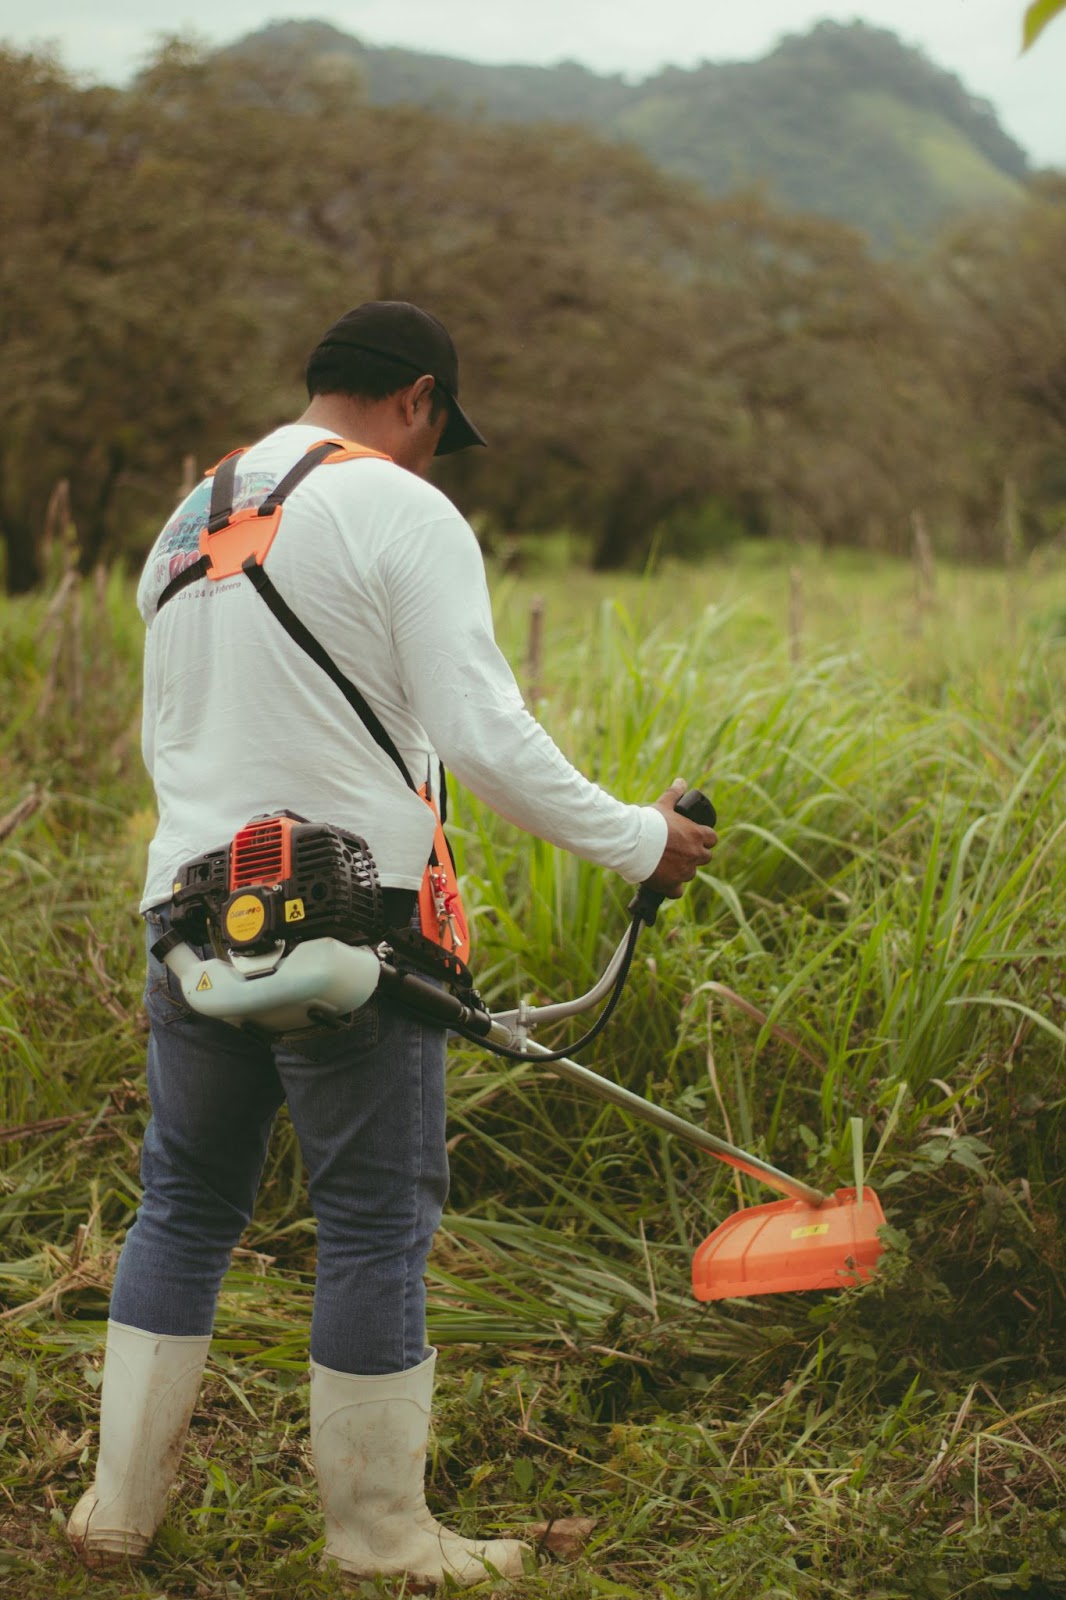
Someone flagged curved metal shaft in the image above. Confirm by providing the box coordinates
[487,1022,825,1207]
[490,931,632,1033]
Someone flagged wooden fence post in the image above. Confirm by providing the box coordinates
[526,594,545,704]
[788,566,803,668]
[40,479,71,582]
[911,511,936,617]
[1002,477,1022,644]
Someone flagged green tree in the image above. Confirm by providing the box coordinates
[935,176,1066,550]
[2,35,1052,587]
[0,45,313,592]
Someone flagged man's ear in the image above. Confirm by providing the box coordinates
[406,374,436,421]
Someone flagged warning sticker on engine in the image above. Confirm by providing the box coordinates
[285,898,306,923]
[195,973,213,992]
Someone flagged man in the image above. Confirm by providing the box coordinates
[68,301,716,1586]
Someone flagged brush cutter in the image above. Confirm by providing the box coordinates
[157,790,885,1300]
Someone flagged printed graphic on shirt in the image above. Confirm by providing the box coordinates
[138,471,277,621]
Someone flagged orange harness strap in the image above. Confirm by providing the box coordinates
[198,439,390,582]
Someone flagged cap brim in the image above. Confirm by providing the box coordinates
[436,393,487,455]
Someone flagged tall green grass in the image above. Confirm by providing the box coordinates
[1,544,1064,1597]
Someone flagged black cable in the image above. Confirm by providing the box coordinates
[443,786,716,1061]
[445,912,645,1062]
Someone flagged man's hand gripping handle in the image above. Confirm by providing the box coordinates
[629,780,718,927]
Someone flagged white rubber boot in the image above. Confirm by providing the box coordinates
[311,1348,528,1586]
[67,1319,211,1567]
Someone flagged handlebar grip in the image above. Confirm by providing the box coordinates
[676,788,717,829]
[628,787,717,927]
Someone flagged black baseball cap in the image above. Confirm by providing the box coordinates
[309,301,486,456]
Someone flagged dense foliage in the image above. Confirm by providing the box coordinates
[1,551,1064,1596]
[1,40,1064,594]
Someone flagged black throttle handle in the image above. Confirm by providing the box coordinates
[675,788,718,828]
[628,787,717,928]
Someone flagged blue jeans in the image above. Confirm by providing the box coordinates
[109,911,449,1374]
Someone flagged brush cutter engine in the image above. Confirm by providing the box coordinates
[156,813,388,1033]
[170,811,383,955]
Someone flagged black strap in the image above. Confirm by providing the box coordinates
[156,451,243,612]
[157,554,211,611]
[387,925,478,991]
[255,440,338,517]
[207,451,243,533]
[240,555,417,792]
[149,926,187,964]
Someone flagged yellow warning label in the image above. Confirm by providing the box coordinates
[195,972,213,992]
[225,893,266,942]
[285,898,306,923]
[791,1223,830,1239]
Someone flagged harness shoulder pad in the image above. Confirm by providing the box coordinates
[311,438,393,467]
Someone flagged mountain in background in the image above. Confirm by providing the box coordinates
[224,18,1030,250]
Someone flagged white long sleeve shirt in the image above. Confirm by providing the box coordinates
[136,424,667,910]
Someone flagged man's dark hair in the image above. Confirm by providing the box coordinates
[306,346,448,421]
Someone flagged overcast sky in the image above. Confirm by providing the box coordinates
[2,0,1063,167]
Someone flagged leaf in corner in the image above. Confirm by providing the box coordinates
[1023,0,1066,50]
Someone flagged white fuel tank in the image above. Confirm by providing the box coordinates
[163,938,381,1033]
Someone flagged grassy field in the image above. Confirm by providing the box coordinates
[1,542,1064,1599]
